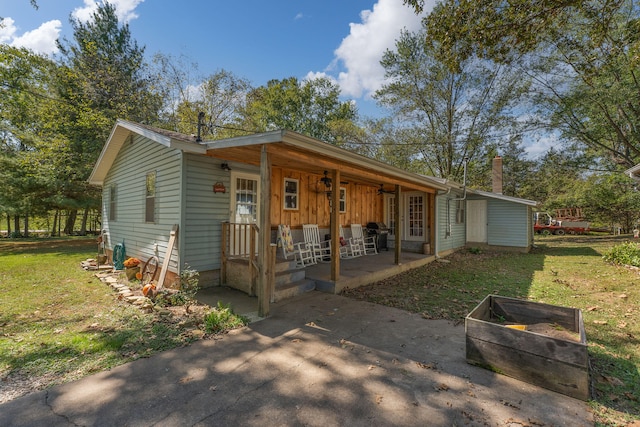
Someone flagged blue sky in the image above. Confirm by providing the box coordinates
[1,0,431,118]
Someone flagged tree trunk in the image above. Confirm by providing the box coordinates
[6,214,11,237]
[14,216,20,237]
[51,210,59,237]
[24,214,29,237]
[79,208,89,236]
[64,210,77,236]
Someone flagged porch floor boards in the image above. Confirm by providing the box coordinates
[304,250,435,294]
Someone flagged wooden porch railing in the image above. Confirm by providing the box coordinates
[221,222,260,294]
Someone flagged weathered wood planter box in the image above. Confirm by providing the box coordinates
[465,295,589,400]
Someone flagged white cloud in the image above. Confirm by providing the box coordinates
[1,18,62,55]
[326,0,434,99]
[1,0,143,56]
[304,71,339,86]
[73,0,145,23]
[0,18,18,44]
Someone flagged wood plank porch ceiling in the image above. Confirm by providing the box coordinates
[205,142,439,194]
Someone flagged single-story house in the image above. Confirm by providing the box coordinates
[88,120,536,315]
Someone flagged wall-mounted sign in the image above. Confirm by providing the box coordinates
[213,182,226,193]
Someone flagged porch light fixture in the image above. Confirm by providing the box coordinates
[378,184,394,195]
[221,162,232,172]
[320,170,332,188]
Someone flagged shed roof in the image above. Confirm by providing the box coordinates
[467,189,538,207]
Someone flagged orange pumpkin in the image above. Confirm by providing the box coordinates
[135,272,143,280]
[142,283,156,296]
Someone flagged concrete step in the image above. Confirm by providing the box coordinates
[274,278,316,302]
[314,279,336,294]
[275,268,306,286]
[275,258,300,273]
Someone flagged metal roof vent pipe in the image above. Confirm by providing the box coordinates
[196,111,205,142]
[492,155,503,195]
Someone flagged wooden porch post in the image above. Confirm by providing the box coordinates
[330,169,340,282]
[258,145,272,317]
[394,184,402,265]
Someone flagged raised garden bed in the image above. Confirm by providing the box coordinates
[465,295,589,400]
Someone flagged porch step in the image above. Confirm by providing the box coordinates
[314,278,336,294]
[274,278,316,302]
[275,267,306,286]
[275,258,300,273]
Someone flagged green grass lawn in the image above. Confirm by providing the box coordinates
[0,238,201,402]
[343,234,640,427]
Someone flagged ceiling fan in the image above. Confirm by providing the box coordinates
[377,184,394,195]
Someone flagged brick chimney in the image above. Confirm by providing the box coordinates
[492,156,503,194]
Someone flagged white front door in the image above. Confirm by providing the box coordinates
[405,192,425,241]
[466,199,487,243]
[230,173,260,255]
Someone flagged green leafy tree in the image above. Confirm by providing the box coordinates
[403,0,602,66]
[407,0,640,169]
[0,46,60,235]
[175,70,252,140]
[579,174,640,231]
[239,76,358,143]
[517,147,589,208]
[466,140,536,199]
[52,2,162,233]
[374,26,529,183]
[527,1,640,168]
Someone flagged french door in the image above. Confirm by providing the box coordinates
[405,193,425,241]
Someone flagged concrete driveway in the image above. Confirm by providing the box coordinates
[0,291,592,426]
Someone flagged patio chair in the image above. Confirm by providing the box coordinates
[277,225,315,268]
[339,225,362,258]
[302,224,331,262]
[351,224,377,255]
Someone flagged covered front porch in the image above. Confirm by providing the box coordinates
[206,130,448,316]
[203,249,436,319]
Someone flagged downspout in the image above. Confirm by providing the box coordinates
[445,158,468,238]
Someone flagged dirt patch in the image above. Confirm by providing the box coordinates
[495,321,582,342]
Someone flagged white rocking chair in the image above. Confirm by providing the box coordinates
[277,225,315,267]
[302,224,331,262]
[339,225,362,258]
[351,224,377,255]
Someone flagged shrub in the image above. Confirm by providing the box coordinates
[602,241,640,267]
[152,264,200,307]
[204,302,249,334]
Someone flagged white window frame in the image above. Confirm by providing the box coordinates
[145,171,156,223]
[109,184,117,221]
[283,178,299,210]
[456,200,465,224]
[339,187,346,213]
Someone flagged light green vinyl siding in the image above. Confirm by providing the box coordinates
[435,191,466,253]
[102,134,183,273]
[182,154,231,272]
[486,200,530,248]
